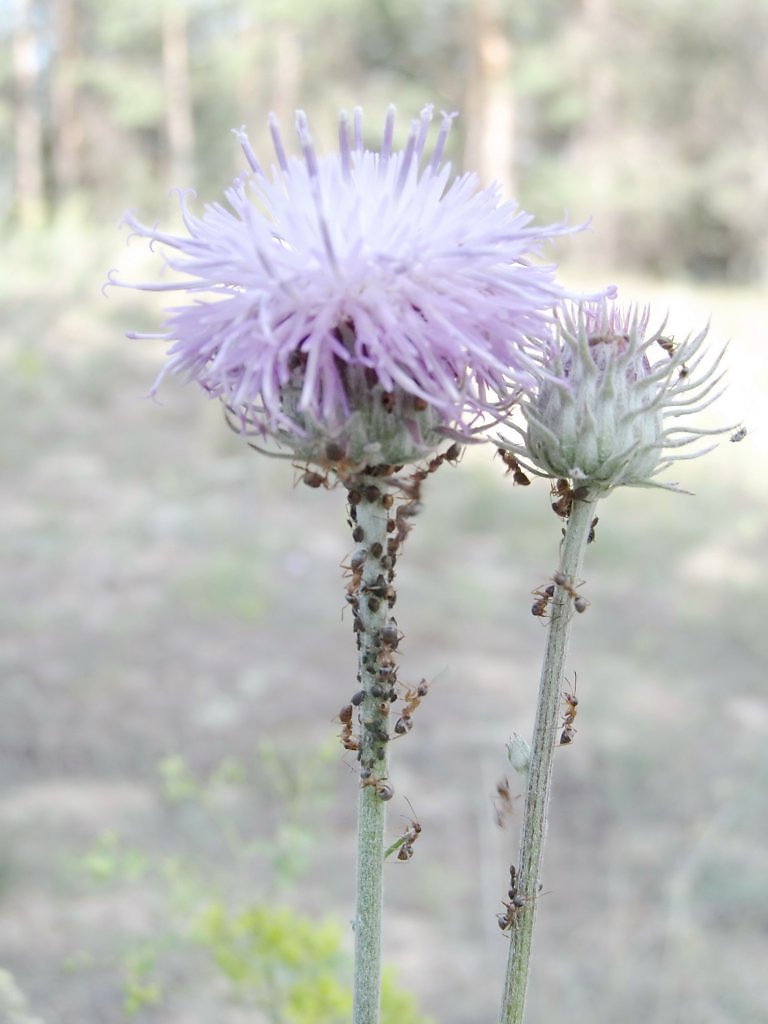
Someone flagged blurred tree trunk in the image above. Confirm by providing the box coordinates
[51,0,83,203]
[577,0,619,265]
[12,0,45,226]
[162,0,195,185]
[268,20,302,128]
[463,0,515,195]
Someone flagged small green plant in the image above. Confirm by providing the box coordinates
[75,746,429,1021]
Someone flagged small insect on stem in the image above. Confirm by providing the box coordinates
[559,675,579,746]
[336,702,359,752]
[497,865,527,932]
[384,798,422,861]
[587,516,599,544]
[393,678,429,736]
[361,774,394,801]
[552,571,590,614]
[531,583,555,621]
[730,426,747,443]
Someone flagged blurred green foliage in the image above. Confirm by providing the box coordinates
[75,746,429,1022]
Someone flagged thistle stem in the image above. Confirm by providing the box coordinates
[350,483,396,1024]
[500,494,600,1024]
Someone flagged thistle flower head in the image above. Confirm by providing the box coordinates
[502,297,729,494]
[109,104,578,469]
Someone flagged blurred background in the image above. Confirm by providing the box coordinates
[1,0,767,1022]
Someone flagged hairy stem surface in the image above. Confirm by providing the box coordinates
[350,481,396,1024]
[500,493,600,1024]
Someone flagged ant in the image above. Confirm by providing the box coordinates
[394,678,429,735]
[384,798,422,861]
[497,448,531,486]
[550,478,574,518]
[336,702,359,752]
[361,773,394,801]
[587,516,599,544]
[552,571,590,614]
[657,335,689,379]
[291,462,330,489]
[559,676,579,745]
[730,426,747,443]
[497,865,526,932]
[531,583,555,620]
[493,776,518,829]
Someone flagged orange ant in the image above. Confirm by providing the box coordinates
[657,335,689,379]
[384,798,422,860]
[559,676,579,745]
[360,773,394,801]
[493,776,518,829]
[336,702,359,752]
[531,583,555,620]
[393,678,429,735]
[550,478,573,518]
[552,571,590,614]
[497,448,531,486]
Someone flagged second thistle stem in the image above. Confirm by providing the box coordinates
[500,493,600,1024]
[351,483,396,1024]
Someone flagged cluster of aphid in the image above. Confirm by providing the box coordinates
[334,444,462,802]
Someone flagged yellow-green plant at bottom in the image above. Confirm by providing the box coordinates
[194,903,429,1024]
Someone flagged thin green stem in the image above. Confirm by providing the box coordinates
[500,494,600,1024]
[350,482,396,1024]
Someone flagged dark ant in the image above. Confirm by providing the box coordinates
[497,448,531,486]
[531,583,555,620]
[551,478,590,519]
[379,622,402,649]
[292,463,329,489]
[587,516,599,544]
[730,426,747,443]
[394,678,429,735]
[559,676,579,745]
[498,865,526,931]
[552,571,590,613]
[384,798,422,860]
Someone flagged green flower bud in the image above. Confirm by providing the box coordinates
[503,299,729,494]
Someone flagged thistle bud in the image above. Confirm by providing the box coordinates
[506,299,729,493]
[506,733,532,776]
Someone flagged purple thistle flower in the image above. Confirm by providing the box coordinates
[109,104,578,467]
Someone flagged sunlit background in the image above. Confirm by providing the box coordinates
[1,1,767,1022]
